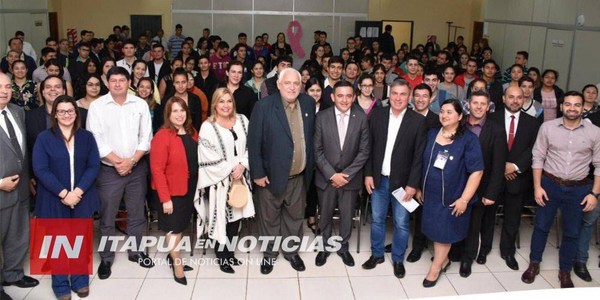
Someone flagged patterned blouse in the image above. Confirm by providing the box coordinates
[11,80,39,111]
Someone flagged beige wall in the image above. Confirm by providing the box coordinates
[369,0,484,49]
[48,0,172,39]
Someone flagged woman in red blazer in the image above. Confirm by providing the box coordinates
[150,96,198,286]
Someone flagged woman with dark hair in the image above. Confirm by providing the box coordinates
[160,68,201,130]
[150,96,198,285]
[136,77,161,133]
[419,98,484,288]
[355,73,381,116]
[99,57,116,95]
[502,64,525,91]
[197,37,210,56]
[76,74,101,110]
[158,58,183,99]
[244,61,265,98]
[310,45,325,67]
[534,69,564,122]
[45,59,74,97]
[527,67,542,89]
[184,56,198,77]
[129,59,148,92]
[99,35,121,61]
[32,95,100,299]
[196,87,254,274]
[10,60,39,111]
[582,84,599,118]
[439,66,465,101]
[269,32,292,69]
[372,64,388,100]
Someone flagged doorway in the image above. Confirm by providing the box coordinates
[130,15,162,42]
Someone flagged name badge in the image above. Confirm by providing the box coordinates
[434,150,449,170]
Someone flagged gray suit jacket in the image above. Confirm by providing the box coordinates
[0,104,29,210]
[314,105,370,191]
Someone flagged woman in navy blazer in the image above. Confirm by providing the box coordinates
[32,95,100,299]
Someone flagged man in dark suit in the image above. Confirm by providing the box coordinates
[248,68,315,275]
[491,85,540,271]
[314,81,370,267]
[455,90,507,277]
[0,73,39,300]
[147,44,171,84]
[362,79,427,278]
[403,83,441,262]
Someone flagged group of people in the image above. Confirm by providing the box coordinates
[1,24,600,300]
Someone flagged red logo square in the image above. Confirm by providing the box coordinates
[29,218,94,275]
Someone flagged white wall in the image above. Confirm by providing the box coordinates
[485,0,600,91]
[0,0,49,58]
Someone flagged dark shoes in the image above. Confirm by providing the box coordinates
[393,262,406,278]
[573,261,592,282]
[406,249,422,263]
[384,244,392,253]
[0,291,12,300]
[558,271,574,288]
[285,254,306,272]
[423,261,451,288]
[362,256,385,269]
[98,260,112,280]
[501,255,519,271]
[521,262,540,284]
[475,253,487,264]
[338,252,355,267]
[307,219,317,235]
[315,251,330,267]
[459,259,472,278]
[2,275,39,288]
[76,286,90,298]
[260,257,276,275]
[128,252,154,268]
[219,262,235,274]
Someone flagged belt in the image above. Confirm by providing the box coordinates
[542,170,592,187]
[288,171,304,179]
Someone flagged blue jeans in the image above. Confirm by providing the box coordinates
[52,275,89,298]
[530,176,588,271]
[370,176,410,262]
[575,203,600,263]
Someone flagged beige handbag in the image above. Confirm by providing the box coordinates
[228,176,249,208]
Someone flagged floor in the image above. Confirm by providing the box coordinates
[6,217,600,300]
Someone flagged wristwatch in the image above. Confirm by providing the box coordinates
[131,158,138,167]
[588,191,600,200]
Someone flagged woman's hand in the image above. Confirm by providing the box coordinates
[232,164,245,180]
[62,192,81,208]
[450,198,468,217]
[163,201,174,215]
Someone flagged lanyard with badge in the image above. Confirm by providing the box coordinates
[422,128,454,208]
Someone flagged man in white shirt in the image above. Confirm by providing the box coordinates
[87,66,154,280]
[116,41,149,77]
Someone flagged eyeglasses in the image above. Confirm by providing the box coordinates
[56,109,76,116]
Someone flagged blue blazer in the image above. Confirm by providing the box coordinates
[32,128,100,218]
[248,91,316,196]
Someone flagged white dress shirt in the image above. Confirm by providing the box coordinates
[86,93,153,165]
[381,108,406,176]
[0,107,24,154]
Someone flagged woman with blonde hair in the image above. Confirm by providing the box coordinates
[195,87,255,274]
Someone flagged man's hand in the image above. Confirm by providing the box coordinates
[482,197,495,206]
[364,176,375,194]
[0,175,20,192]
[114,158,133,176]
[505,163,518,181]
[534,187,549,207]
[331,173,349,188]
[581,194,598,212]
[253,176,270,187]
[29,178,37,196]
[403,186,417,201]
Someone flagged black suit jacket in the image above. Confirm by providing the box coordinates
[314,106,370,191]
[364,107,427,192]
[474,116,507,201]
[148,60,171,84]
[425,110,441,129]
[248,92,316,196]
[489,110,540,194]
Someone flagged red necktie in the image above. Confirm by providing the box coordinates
[508,115,515,151]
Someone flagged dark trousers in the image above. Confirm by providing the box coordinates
[411,205,427,252]
[215,220,241,260]
[499,190,529,256]
[256,176,306,258]
[530,176,588,271]
[97,160,148,262]
[317,185,357,253]
[459,201,497,261]
[305,174,318,218]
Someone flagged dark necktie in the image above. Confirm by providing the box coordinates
[2,110,23,160]
[508,115,515,151]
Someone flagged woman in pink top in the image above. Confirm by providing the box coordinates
[533,69,564,122]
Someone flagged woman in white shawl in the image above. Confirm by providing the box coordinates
[195,87,255,274]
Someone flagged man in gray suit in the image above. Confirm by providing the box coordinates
[314,81,370,267]
[0,73,39,300]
